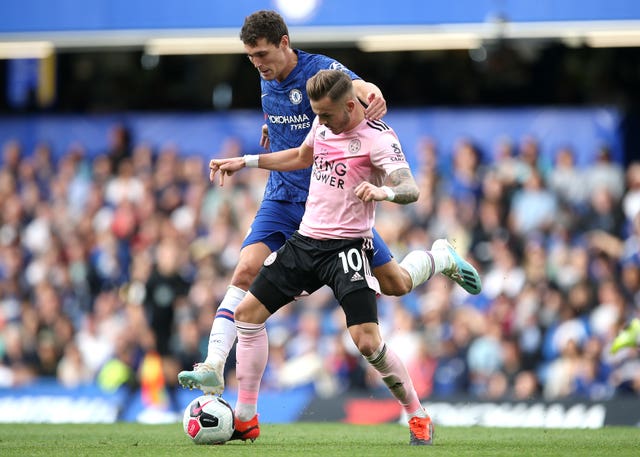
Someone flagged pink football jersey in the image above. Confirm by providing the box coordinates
[299,117,410,239]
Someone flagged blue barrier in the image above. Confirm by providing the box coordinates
[2,380,638,426]
[0,381,314,424]
[0,380,127,423]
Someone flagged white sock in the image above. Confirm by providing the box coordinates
[204,285,246,365]
[399,250,435,290]
[431,248,452,273]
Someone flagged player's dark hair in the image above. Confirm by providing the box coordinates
[240,10,289,47]
[306,70,353,102]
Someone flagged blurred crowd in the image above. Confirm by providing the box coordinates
[1,122,639,411]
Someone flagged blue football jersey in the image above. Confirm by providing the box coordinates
[259,50,360,202]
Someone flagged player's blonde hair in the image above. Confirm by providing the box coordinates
[306,70,354,103]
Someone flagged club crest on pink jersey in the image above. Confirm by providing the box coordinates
[348,139,361,153]
[264,252,278,266]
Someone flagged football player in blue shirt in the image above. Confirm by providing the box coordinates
[178,10,481,420]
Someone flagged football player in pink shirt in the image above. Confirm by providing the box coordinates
[208,70,468,446]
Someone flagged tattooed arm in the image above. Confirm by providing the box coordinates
[384,167,420,204]
[354,167,420,204]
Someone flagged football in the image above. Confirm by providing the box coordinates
[183,395,235,445]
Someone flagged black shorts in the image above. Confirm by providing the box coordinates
[249,231,380,326]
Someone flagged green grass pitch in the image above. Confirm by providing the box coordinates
[0,422,638,457]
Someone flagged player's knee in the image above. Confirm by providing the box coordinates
[350,329,381,357]
[356,337,381,357]
[234,288,274,324]
[357,341,377,357]
[230,262,262,290]
[234,306,250,323]
[234,302,259,324]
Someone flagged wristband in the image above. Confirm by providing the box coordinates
[243,154,260,168]
[381,186,395,201]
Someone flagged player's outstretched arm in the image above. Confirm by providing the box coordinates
[209,143,314,186]
[354,167,419,204]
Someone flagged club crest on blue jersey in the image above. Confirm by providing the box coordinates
[289,89,303,105]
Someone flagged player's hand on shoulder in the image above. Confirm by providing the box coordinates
[260,124,270,150]
[364,93,387,121]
